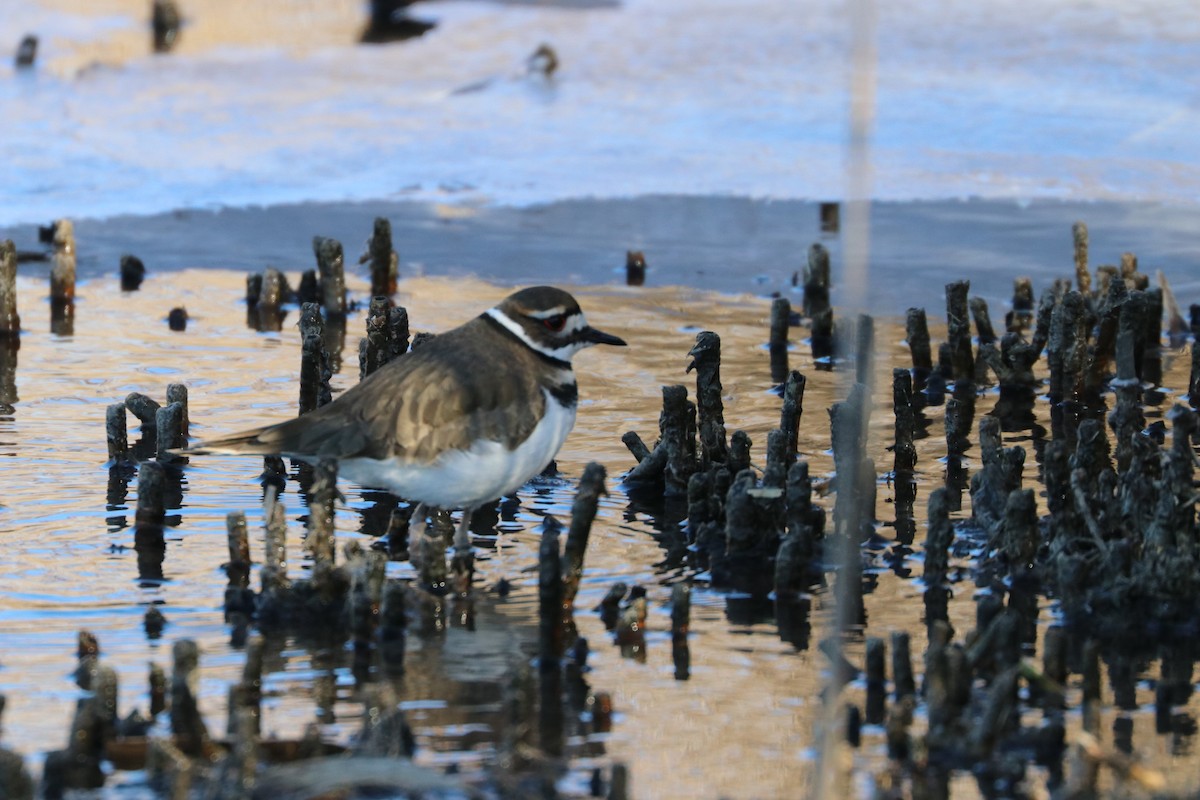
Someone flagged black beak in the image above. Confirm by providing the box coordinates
[582,326,626,347]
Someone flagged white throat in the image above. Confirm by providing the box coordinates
[486,307,583,362]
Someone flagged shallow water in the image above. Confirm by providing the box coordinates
[2,264,1199,797]
[5,0,1200,226]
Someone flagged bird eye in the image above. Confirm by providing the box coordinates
[543,314,566,332]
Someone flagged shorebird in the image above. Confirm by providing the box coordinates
[189,285,626,570]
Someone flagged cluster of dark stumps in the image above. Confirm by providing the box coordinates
[0,219,631,799]
[619,224,1200,798]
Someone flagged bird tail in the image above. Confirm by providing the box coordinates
[180,423,290,457]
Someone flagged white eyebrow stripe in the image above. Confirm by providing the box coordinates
[485,307,580,361]
[527,305,568,319]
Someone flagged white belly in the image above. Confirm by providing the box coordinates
[338,393,577,509]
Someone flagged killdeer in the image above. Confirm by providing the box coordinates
[190,285,625,569]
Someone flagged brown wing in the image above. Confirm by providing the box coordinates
[191,316,548,464]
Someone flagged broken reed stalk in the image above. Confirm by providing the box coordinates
[414,510,449,594]
[0,240,18,337]
[379,581,407,672]
[298,302,332,414]
[671,583,691,681]
[383,507,411,561]
[1072,221,1090,295]
[905,307,932,387]
[855,313,874,388]
[769,297,791,383]
[539,522,564,669]
[563,463,606,606]
[763,428,788,489]
[224,511,254,620]
[166,383,189,439]
[771,462,823,599]
[348,548,388,672]
[227,635,264,737]
[923,488,953,627]
[945,281,974,386]
[106,403,129,464]
[120,254,146,291]
[621,430,652,463]
[803,243,831,320]
[388,305,410,360]
[260,267,288,304]
[360,296,394,380]
[245,273,263,306]
[811,307,835,363]
[170,640,210,755]
[780,370,806,465]
[261,488,290,595]
[688,331,728,468]
[865,637,887,725]
[135,462,168,527]
[313,236,347,317]
[891,631,915,701]
[892,368,917,477]
[661,384,695,497]
[1190,342,1200,410]
[306,459,338,593]
[1141,288,1164,387]
[969,297,997,383]
[1009,277,1034,331]
[49,219,75,304]
[366,217,399,298]
[625,250,646,286]
[124,391,161,428]
[155,402,185,463]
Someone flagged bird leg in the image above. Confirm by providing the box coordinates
[449,507,475,593]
